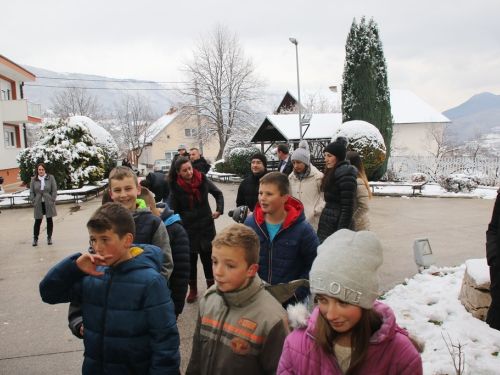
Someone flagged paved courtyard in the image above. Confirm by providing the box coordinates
[0,181,495,374]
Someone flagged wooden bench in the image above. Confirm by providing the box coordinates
[370,181,427,196]
[207,172,238,183]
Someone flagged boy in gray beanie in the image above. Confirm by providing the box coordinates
[288,140,325,231]
[278,229,424,374]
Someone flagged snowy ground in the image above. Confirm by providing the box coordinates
[383,262,500,374]
[373,183,498,200]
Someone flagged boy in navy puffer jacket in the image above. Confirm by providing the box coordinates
[244,172,319,309]
[40,203,180,374]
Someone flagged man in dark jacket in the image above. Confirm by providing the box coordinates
[236,153,268,212]
[141,172,170,203]
[277,144,293,176]
[190,148,211,174]
[486,189,500,330]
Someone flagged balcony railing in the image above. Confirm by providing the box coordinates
[0,99,42,123]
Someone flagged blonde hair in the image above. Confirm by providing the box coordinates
[109,166,139,187]
[346,151,372,199]
[138,186,155,207]
[212,224,260,265]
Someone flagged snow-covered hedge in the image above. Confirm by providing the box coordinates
[331,120,386,179]
[438,174,480,193]
[229,146,260,176]
[17,117,107,189]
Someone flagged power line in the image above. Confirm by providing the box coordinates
[35,76,190,84]
[24,84,194,91]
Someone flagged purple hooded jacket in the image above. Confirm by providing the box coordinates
[278,302,423,375]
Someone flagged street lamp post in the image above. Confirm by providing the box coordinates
[289,37,303,140]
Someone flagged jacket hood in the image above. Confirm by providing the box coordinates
[131,206,153,217]
[253,195,305,229]
[160,206,183,226]
[110,244,163,274]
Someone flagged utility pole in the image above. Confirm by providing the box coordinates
[195,80,203,155]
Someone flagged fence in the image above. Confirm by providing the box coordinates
[387,156,500,186]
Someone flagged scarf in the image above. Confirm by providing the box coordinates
[295,165,311,181]
[38,174,47,190]
[177,168,202,209]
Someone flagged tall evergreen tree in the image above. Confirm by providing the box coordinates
[341,17,393,180]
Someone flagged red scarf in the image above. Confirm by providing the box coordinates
[177,168,202,209]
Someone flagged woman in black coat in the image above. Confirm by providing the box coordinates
[317,137,358,243]
[486,189,500,330]
[168,156,224,303]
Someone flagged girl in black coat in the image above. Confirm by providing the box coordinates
[168,157,224,303]
[317,137,358,243]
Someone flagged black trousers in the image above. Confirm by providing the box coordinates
[487,263,500,330]
[33,202,53,238]
[190,252,213,280]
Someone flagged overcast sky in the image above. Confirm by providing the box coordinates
[2,0,499,112]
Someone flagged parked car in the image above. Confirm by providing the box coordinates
[154,159,171,174]
[0,176,4,195]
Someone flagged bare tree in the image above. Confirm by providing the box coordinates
[422,123,460,161]
[177,24,267,160]
[51,85,104,120]
[114,93,158,161]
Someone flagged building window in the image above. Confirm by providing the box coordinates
[185,128,198,138]
[1,90,5,100]
[164,150,176,160]
[4,126,16,148]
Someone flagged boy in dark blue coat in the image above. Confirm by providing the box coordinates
[244,171,319,308]
[40,203,180,374]
[139,187,191,318]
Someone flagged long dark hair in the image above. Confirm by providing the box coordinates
[314,306,383,375]
[167,156,191,183]
[34,162,50,178]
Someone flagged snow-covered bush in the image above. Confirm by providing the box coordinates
[17,117,106,189]
[214,159,234,173]
[229,146,260,176]
[68,116,118,178]
[332,120,386,179]
[438,174,480,193]
[411,173,428,183]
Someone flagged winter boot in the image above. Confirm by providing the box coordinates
[206,278,215,289]
[32,238,38,247]
[186,280,198,303]
[47,237,52,245]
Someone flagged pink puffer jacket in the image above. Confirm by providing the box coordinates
[278,302,423,375]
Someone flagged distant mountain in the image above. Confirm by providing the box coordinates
[443,92,500,141]
[22,65,177,116]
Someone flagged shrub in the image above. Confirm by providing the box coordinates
[438,174,480,193]
[411,173,428,183]
[229,146,260,176]
[214,161,234,173]
[17,118,106,189]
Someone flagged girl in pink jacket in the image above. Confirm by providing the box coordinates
[278,229,424,375]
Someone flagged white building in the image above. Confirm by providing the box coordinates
[0,54,41,185]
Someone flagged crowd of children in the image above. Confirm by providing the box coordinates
[39,142,426,374]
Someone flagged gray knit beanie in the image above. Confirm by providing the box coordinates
[310,229,383,309]
[291,140,310,166]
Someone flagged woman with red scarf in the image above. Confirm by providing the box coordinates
[168,156,224,303]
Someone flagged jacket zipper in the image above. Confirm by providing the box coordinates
[100,268,115,375]
[255,217,285,285]
[209,298,230,374]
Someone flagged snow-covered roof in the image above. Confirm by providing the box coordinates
[278,88,450,125]
[390,89,451,124]
[251,113,343,142]
[147,112,178,143]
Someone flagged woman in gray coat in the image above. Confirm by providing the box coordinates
[29,163,57,246]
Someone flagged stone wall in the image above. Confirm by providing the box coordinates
[459,267,491,321]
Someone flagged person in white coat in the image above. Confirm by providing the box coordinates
[288,140,325,231]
